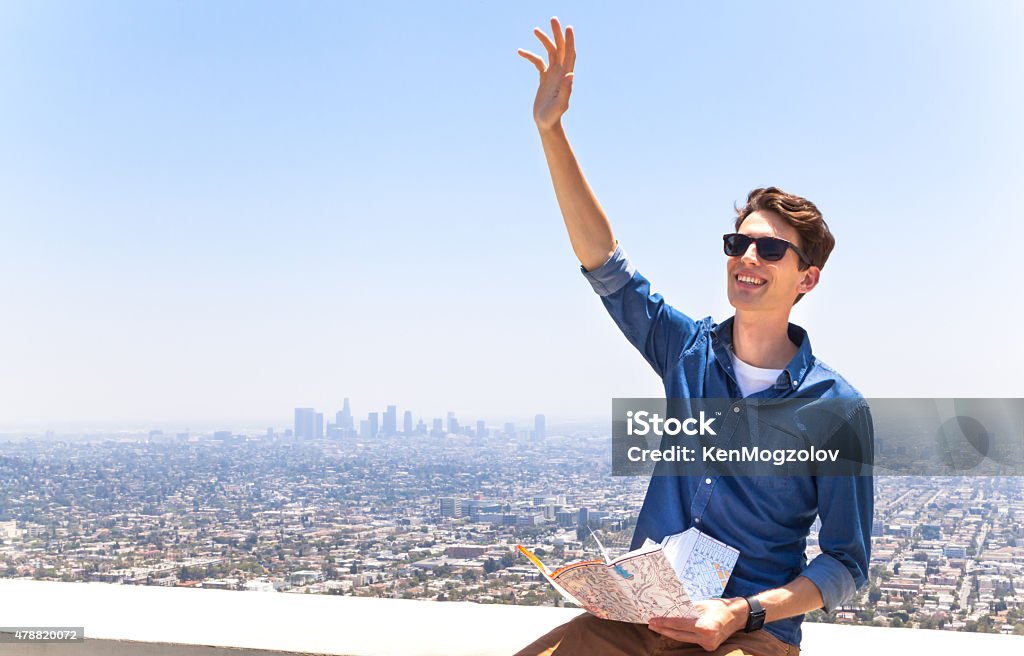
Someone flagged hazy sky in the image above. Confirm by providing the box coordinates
[2,1,1022,429]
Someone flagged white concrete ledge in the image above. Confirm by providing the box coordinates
[0,579,1020,655]
[0,579,582,656]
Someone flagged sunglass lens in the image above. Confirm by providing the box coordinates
[724,234,749,256]
[757,238,789,260]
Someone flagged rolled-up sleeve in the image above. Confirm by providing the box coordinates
[580,244,701,380]
[580,242,637,296]
[801,550,859,613]
[802,408,874,612]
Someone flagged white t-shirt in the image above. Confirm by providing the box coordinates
[730,351,784,398]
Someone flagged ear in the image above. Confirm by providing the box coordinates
[798,266,821,295]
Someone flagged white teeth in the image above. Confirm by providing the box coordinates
[737,275,764,286]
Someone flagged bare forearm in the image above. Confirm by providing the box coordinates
[761,576,826,622]
[720,576,825,634]
[649,576,826,648]
[538,122,616,271]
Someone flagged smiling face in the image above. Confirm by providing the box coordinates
[726,210,821,314]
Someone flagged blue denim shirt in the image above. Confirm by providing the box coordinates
[583,244,873,648]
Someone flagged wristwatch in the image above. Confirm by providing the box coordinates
[743,595,766,633]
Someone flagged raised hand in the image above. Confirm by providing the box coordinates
[517,17,576,131]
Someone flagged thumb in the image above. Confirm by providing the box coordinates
[560,72,574,103]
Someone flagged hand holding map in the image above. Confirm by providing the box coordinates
[518,527,739,624]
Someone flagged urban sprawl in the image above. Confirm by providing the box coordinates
[1,401,1022,636]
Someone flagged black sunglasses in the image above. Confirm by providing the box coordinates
[723,233,811,266]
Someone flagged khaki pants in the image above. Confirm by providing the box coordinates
[513,613,800,656]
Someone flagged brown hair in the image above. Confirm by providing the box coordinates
[734,186,835,305]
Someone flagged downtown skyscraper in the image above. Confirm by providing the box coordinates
[383,405,397,436]
[294,408,316,440]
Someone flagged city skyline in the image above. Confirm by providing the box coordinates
[294,400,548,441]
[0,398,562,436]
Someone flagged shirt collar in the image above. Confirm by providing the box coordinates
[710,316,815,393]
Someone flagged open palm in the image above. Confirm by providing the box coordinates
[518,17,577,130]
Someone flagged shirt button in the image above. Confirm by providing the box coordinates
[694,517,701,524]
[705,478,712,485]
[733,406,741,414]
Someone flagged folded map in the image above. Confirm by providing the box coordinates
[517,527,739,624]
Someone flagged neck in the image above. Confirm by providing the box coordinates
[731,309,798,369]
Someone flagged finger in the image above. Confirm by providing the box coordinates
[550,16,565,62]
[650,616,699,632]
[517,49,545,74]
[647,624,702,644]
[533,28,558,65]
[559,72,574,104]
[564,25,576,73]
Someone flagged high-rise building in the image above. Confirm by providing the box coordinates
[383,405,397,436]
[403,410,413,435]
[534,414,546,441]
[576,507,591,540]
[503,422,515,438]
[432,418,443,437]
[416,418,427,435]
[476,420,487,438]
[314,412,324,439]
[294,408,316,440]
[340,398,353,433]
[439,497,463,518]
[367,412,379,438]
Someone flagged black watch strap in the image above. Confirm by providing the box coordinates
[743,595,766,633]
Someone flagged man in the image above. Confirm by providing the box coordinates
[515,17,873,656]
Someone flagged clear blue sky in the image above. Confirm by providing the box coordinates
[1,1,1022,429]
